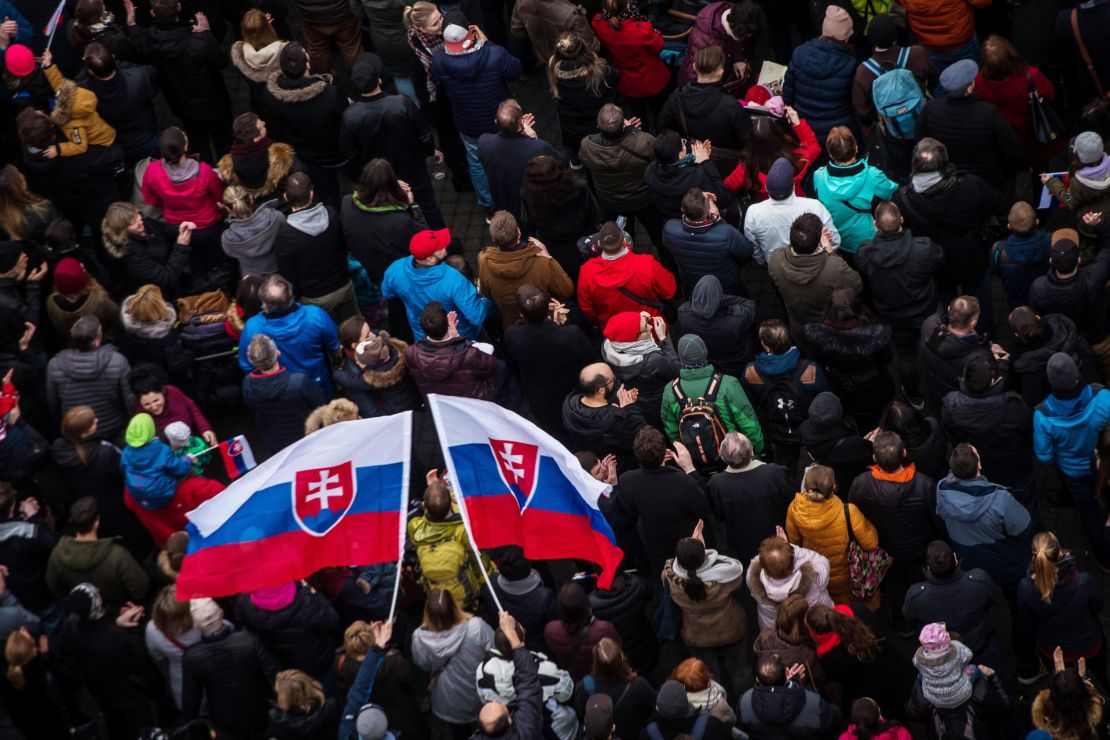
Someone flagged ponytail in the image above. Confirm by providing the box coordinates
[403,2,438,30]
[604,0,623,29]
[1032,531,1062,604]
[675,538,708,602]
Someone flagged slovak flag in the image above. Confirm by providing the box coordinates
[428,395,623,588]
[218,435,257,479]
[43,0,65,36]
[176,413,412,599]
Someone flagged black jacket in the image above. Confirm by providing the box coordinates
[333,349,420,418]
[181,627,281,735]
[645,160,737,224]
[477,132,560,221]
[676,291,757,378]
[234,586,341,681]
[553,63,620,145]
[662,218,752,298]
[0,515,56,612]
[917,93,1027,187]
[0,279,39,356]
[340,93,438,182]
[561,394,647,464]
[341,197,427,285]
[295,0,355,25]
[242,368,327,458]
[848,467,940,559]
[75,62,159,162]
[129,22,230,121]
[605,340,680,429]
[0,418,47,489]
[737,682,842,740]
[906,671,1011,739]
[638,713,730,740]
[485,573,557,654]
[1029,247,1110,345]
[919,312,1008,414]
[855,229,944,328]
[274,203,350,299]
[659,81,751,152]
[113,218,190,300]
[588,574,658,675]
[505,322,598,438]
[903,566,998,657]
[572,676,656,740]
[1016,556,1104,672]
[525,184,605,282]
[708,463,793,565]
[267,698,341,740]
[941,382,1034,492]
[803,322,895,423]
[617,466,712,576]
[261,74,348,166]
[798,420,873,495]
[1009,313,1096,407]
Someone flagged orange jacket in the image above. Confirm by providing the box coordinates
[898,0,989,50]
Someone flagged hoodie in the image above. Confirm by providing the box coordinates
[746,545,833,630]
[120,413,192,509]
[141,157,224,228]
[813,158,898,253]
[676,277,757,377]
[1034,384,1110,476]
[767,248,862,353]
[45,536,150,606]
[658,81,751,152]
[275,203,349,299]
[856,229,944,327]
[381,258,492,341]
[411,617,494,723]
[935,475,1032,584]
[991,230,1050,310]
[663,549,747,647]
[1010,313,1093,406]
[222,204,285,277]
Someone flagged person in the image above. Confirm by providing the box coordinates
[0,484,57,616]
[144,585,202,711]
[100,202,193,299]
[408,480,486,610]
[919,295,1009,414]
[332,318,420,418]
[511,0,595,66]
[662,187,753,298]
[669,657,736,725]
[1009,308,1094,407]
[1043,132,1110,248]
[737,652,843,737]
[543,581,622,684]
[679,0,762,88]
[381,227,493,341]
[640,679,732,739]
[0,165,60,245]
[482,547,557,654]
[1030,656,1105,740]
[601,311,678,429]
[644,132,738,227]
[521,155,606,282]
[897,0,988,79]
[991,201,1051,312]
[709,432,791,563]
[548,33,618,169]
[76,42,159,167]
[590,0,669,123]
[220,186,284,278]
[267,669,341,739]
[471,611,546,740]
[588,574,657,676]
[242,334,327,458]
[744,157,840,266]
[479,212,574,328]
[235,581,340,682]
[405,302,499,401]
[229,9,288,118]
[291,0,363,74]
[3,626,71,738]
[216,112,302,204]
[572,638,657,739]
[782,6,858,146]
[1034,352,1110,566]
[45,315,134,443]
[411,588,495,733]
[676,275,756,378]
[128,366,213,442]
[813,128,898,258]
[336,619,397,740]
[44,256,118,341]
[38,53,120,163]
[562,361,647,465]
[476,632,575,740]
[725,105,821,202]
[115,286,191,383]
[577,221,676,329]
[45,496,149,605]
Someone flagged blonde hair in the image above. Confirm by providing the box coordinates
[802,465,837,501]
[274,669,325,712]
[548,33,609,98]
[403,2,438,30]
[126,284,173,324]
[0,164,45,242]
[241,9,279,49]
[223,185,254,220]
[151,585,193,638]
[101,201,140,257]
[61,405,97,465]
[1032,531,1062,603]
[5,630,34,690]
[344,620,375,661]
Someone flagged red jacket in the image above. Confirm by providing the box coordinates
[141,159,224,229]
[134,384,214,438]
[591,15,670,98]
[577,250,676,327]
[124,475,224,548]
[724,119,821,199]
[975,68,1062,165]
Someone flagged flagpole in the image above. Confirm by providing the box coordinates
[41,0,65,62]
[388,411,413,623]
[386,554,404,623]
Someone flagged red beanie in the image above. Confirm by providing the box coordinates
[3,45,35,78]
[604,312,643,342]
[744,84,771,107]
[53,258,89,296]
[409,228,452,260]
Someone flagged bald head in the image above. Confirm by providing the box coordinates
[479,701,510,734]
[496,99,523,134]
[579,362,614,399]
[874,201,902,236]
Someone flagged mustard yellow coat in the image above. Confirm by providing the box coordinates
[785,492,878,605]
[44,65,117,156]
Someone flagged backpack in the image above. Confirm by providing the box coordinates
[671,373,726,467]
[863,48,924,141]
[757,362,810,445]
[415,525,476,608]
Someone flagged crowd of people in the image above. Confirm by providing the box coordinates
[4,0,1110,737]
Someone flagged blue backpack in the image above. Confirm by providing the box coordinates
[863,48,924,140]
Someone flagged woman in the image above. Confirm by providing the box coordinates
[67,0,136,62]
[664,530,750,699]
[411,589,494,735]
[753,593,825,688]
[679,0,763,87]
[221,185,284,278]
[225,274,263,341]
[230,9,287,118]
[127,365,214,444]
[267,669,341,739]
[1031,657,1104,740]
[545,582,622,682]
[1017,532,1106,687]
[588,572,657,676]
[521,155,604,281]
[116,286,192,382]
[333,316,420,417]
[669,657,737,725]
[724,108,820,201]
[840,697,911,740]
[0,164,59,244]
[877,401,948,481]
[334,619,428,737]
[45,257,118,340]
[591,0,670,124]
[143,584,201,710]
[2,628,70,739]
[571,638,656,739]
[101,202,193,299]
[813,127,897,257]
[803,288,894,432]
[3,47,55,115]
[1008,308,1095,408]
[1043,132,1110,247]
[798,392,874,494]
[786,465,879,605]
[549,33,620,166]
[600,311,679,428]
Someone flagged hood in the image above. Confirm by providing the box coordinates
[773,249,830,286]
[862,230,913,269]
[601,338,660,370]
[248,305,316,345]
[1012,313,1081,374]
[1040,384,1097,421]
[670,549,743,584]
[224,206,285,256]
[125,413,157,447]
[410,338,478,382]
[687,681,729,713]
[480,245,544,280]
[51,81,98,126]
[748,683,807,725]
[689,275,723,318]
[51,536,117,571]
[676,81,729,117]
[562,394,617,435]
[936,475,1009,521]
[816,159,869,199]
[120,295,176,339]
[586,253,642,290]
[754,347,802,377]
[1076,154,1110,191]
[790,37,853,76]
[417,618,470,660]
[55,346,121,381]
[803,322,892,361]
[246,368,293,400]
[748,547,822,602]
[265,72,334,103]
[286,202,330,236]
[1002,231,1050,265]
[230,40,287,82]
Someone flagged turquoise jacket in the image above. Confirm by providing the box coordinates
[813,158,897,254]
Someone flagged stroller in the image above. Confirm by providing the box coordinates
[176,291,243,410]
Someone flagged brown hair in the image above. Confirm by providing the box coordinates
[603,0,626,30]
[344,620,375,661]
[4,630,33,690]
[805,605,878,662]
[232,112,262,148]
[1008,201,1037,235]
[741,116,802,189]
[61,405,98,465]
[241,9,279,49]
[948,296,980,330]
[774,594,811,642]
[0,165,46,242]
[422,588,468,631]
[275,669,325,712]
[489,211,519,247]
[223,185,254,220]
[101,201,140,257]
[591,637,636,682]
[694,45,725,76]
[826,126,858,165]
[521,156,577,223]
[979,34,1026,81]
[1032,531,1062,603]
[670,657,711,692]
[758,537,795,579]
[151,585,192,638]
[1009,306,1044,346]
[802,465,837,501]
[126,284,173,324]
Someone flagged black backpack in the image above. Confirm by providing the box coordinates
[671,373,726,466]
[757,362,810,445]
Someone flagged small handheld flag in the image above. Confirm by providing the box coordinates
[218,435,256,479]
[42,0,65,54]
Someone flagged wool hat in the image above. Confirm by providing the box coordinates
[822,6,854,42]
[53,258,89,295]
[744,84,771,107]
[604,312,644,342]
[409,228,452,259]
[356,704,390,740]
[356,331,392,366]
[678,334,708,368]
[65,583,106,621]
[808,391,843,426]
[940,59,978,94]
[3,45,35,77]
[125,413,157,448]
[866,14,898,48]
[961,355,993,395]
[1073,131,1105,165]
[912,638,974,709]
[350,52,383,95]
[656,680,696,720]
[442,11,475,54]
[163,421,192,448]
[190,598,225,637]
[764,95,786,117]
[766,157,795,199]
[583,694,616,739]
[1047,351,1081,394]
[1050,237,1079,274]
[0,242,23,274]
[250,582,297,611]
[919,622,952,658]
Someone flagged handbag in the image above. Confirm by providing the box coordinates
[1027,73,1066,145]
[842,502,891,600]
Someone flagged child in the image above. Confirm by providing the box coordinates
[120,413,193,511]
[990,201,1050,311]
[1044,131,1110,244]
[164,421,211,476]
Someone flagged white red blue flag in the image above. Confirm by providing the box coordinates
[43,0,65,37]
[428,395,623,588]
[176,414,412,598]
[218,435,256,479]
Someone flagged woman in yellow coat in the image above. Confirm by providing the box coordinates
[786,464,879,606]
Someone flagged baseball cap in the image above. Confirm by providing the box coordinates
[583,694,615,739]
[409,228,452,260]
[1050,238,1079,274]
[442,11,475,54]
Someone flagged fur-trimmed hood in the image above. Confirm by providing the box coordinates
[157,549,179,581]
[747,558,818,603]
[746,543,834,629]
[1032,687,1104,740]
[264,72,335,103]
[802,321,893,361]
[361,339,409,389]
[120,295,176,339]
[230,40,287,83]
[50,80,96,126]
[217,142,296,200]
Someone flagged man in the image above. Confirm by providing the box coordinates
[381,227,493,341]
[737,654,842,738]
[46,316,134,443]
[241,334,327,458]
[340,51,445,227]
[292,0,363,73]
[237,274,340,396]
[899,0,988,78]
[935,443,1032,594]
[125,0,230,163]
[406,302,499,401]
[782,6,858,145]
[663,187,753,298]
[1057,0,1110,105]
[767,214,861,354]
[338,621,395,739]
[217,112,302,203]
[562,362,647,466]
[431,11,523,215]
[479,211,573,328]
[409,479,486,609]
[273,172,358,323]
[259,42,348,206]
[642,680,731,739]
[510,0,595,65]
[77,42,161,166]
[0,484,56,613]
[1034,352,1110,566]
[856,201,944,403]
[473,611,543,739]
[709,432,792,565]
[577,222,676,330]
[45,497,149,606]
[644,132,737,228]
[916,59,1026,188]
[676,275,757,378]
[919,295,1009,414]
[582,694,616,740]
[477,99,559,221]
[744,158,840,265]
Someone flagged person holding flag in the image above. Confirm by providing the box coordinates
[0,1,31,47]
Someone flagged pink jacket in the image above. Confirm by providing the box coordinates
[141,159,224,229]
[839,724,912,740]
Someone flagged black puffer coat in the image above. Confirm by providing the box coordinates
[847,467,941,559]
[940,382,1033,492]
[803,321,895,427]
[676,282,756,378]
[129,21,230,122]
[106,218,190,300]
[918,313,1006,414]
[260,73,348,166]
[1009,313,1097,407]
[589,574,658,675]
[267,698,341,740]
[182,628,281,736]
[234,585,342,681]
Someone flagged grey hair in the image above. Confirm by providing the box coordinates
[719,432,753,468]
[70,315,102,351]
[259,274,294,314]
[911,138,951,176]
[247,334,279,370]
[597,103,624,137]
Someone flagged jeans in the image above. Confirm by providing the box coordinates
[459,133,494,208]
[925,37,981,96]
[408,173,446,229]
[1061,473,1110,561]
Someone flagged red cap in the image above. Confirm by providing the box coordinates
[604,312,644,342]
[53,258,89,296]
[409,228,452,260]
[3,45,35,78]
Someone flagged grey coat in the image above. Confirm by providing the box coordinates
[45,346,134,442]
[411,616,494,724]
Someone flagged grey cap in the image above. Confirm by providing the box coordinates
[356,704,389,740]
[656,680,695,720]
[1074,131,1105,165]
[677,334,708,368]
[1047,352,1080,395]
[939,59,978,94]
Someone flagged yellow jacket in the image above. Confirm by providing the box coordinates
[785,492,878,605]
[44,65,116,156]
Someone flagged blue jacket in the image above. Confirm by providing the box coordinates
[430,43,522,137]
[0,1,31,45]
[742,347,829,405]
[662,217,753,297]
[812,158,897,253]
[935,474,1032,585]
[782,38,857,143]
[381,257,492,341]
[120,439,192,510]
[990,231,1050,311]
[1034,385,1110,477]
[238,304,340,396]
[338,646,396,740]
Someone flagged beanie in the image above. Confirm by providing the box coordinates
[3,45,35,78]
[866,14,898,48]
[53,258,89,295]
[807,391,843,426]
[822,5,854,42]
[918,622,951,658]
[913,639,974,709]
[124,413,157,448]
[355,331,392,366]
[766,157,795,199]
[604,312,644,342]
[409,228,451,260]
[356,704,390,740]
[163,421,192,449]
[656,680,695,720]
[1073,131,1105,165]
[677,334,708,368]
[1047,352,1080,395]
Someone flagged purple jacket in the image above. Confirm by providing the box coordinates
[679,2,746,86]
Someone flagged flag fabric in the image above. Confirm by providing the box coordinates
[428,395,623,588]
[218,435,257,479]
[176,414,412,599]
[43,0,65,37]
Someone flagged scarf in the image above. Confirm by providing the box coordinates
[681,214,720,230]
[810,628,842,657]
[408,28,444,101]
[602,247,629,261]
[1077,154,1110,188]
[230,136,273,157]
[599,0,653,26]
[911,171,943,193]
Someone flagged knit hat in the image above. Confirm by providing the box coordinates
[604,312,644,342]
[1050,237,1079,274]
[913,636,974,709]
[962,355,993,395]
[350,52,383,95]
[3,45,35,77]
[764,95,786,117]
[677,334,708,368]
[919,622,951,658]
[250,582,297,611]
[766,157,795,199]
[822,6,854,42]
[125,413,157,448]
[656,680,696,720]
[409,228,451,260]
[442,11,475,54]
[866,14,898,48]
[744,84,771,107]
[190,598,225,637]
[940,59,978,94]
[583,694,615,739]
[807,392,843,426]
[1073,131,1105,165]
[356,704,390,740]
[1047,352,1081,394]
[0,242,23,274]
[163,421,192,449]
[65,583,105,621]
[356,331,392,366]
[52,258,89,295]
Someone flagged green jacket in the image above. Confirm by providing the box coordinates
[46,536,150,605]
[661,365,764,454]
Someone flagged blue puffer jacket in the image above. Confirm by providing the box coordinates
[935,475,1032,585]
[812,158,898,253]
[238,304,340,396]
[381,258,492,341]
[120,440,192,510]
[662,218,753,297]
[1034,385,1110,477]
[0,1,31,45]
[782,38,858,143]
[430,43,523,137]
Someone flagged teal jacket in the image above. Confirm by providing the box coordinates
[813,158,897,254]
[661,364,764,453]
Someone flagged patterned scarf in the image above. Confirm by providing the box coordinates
[408,28,444,102]
[599,0,652,25]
